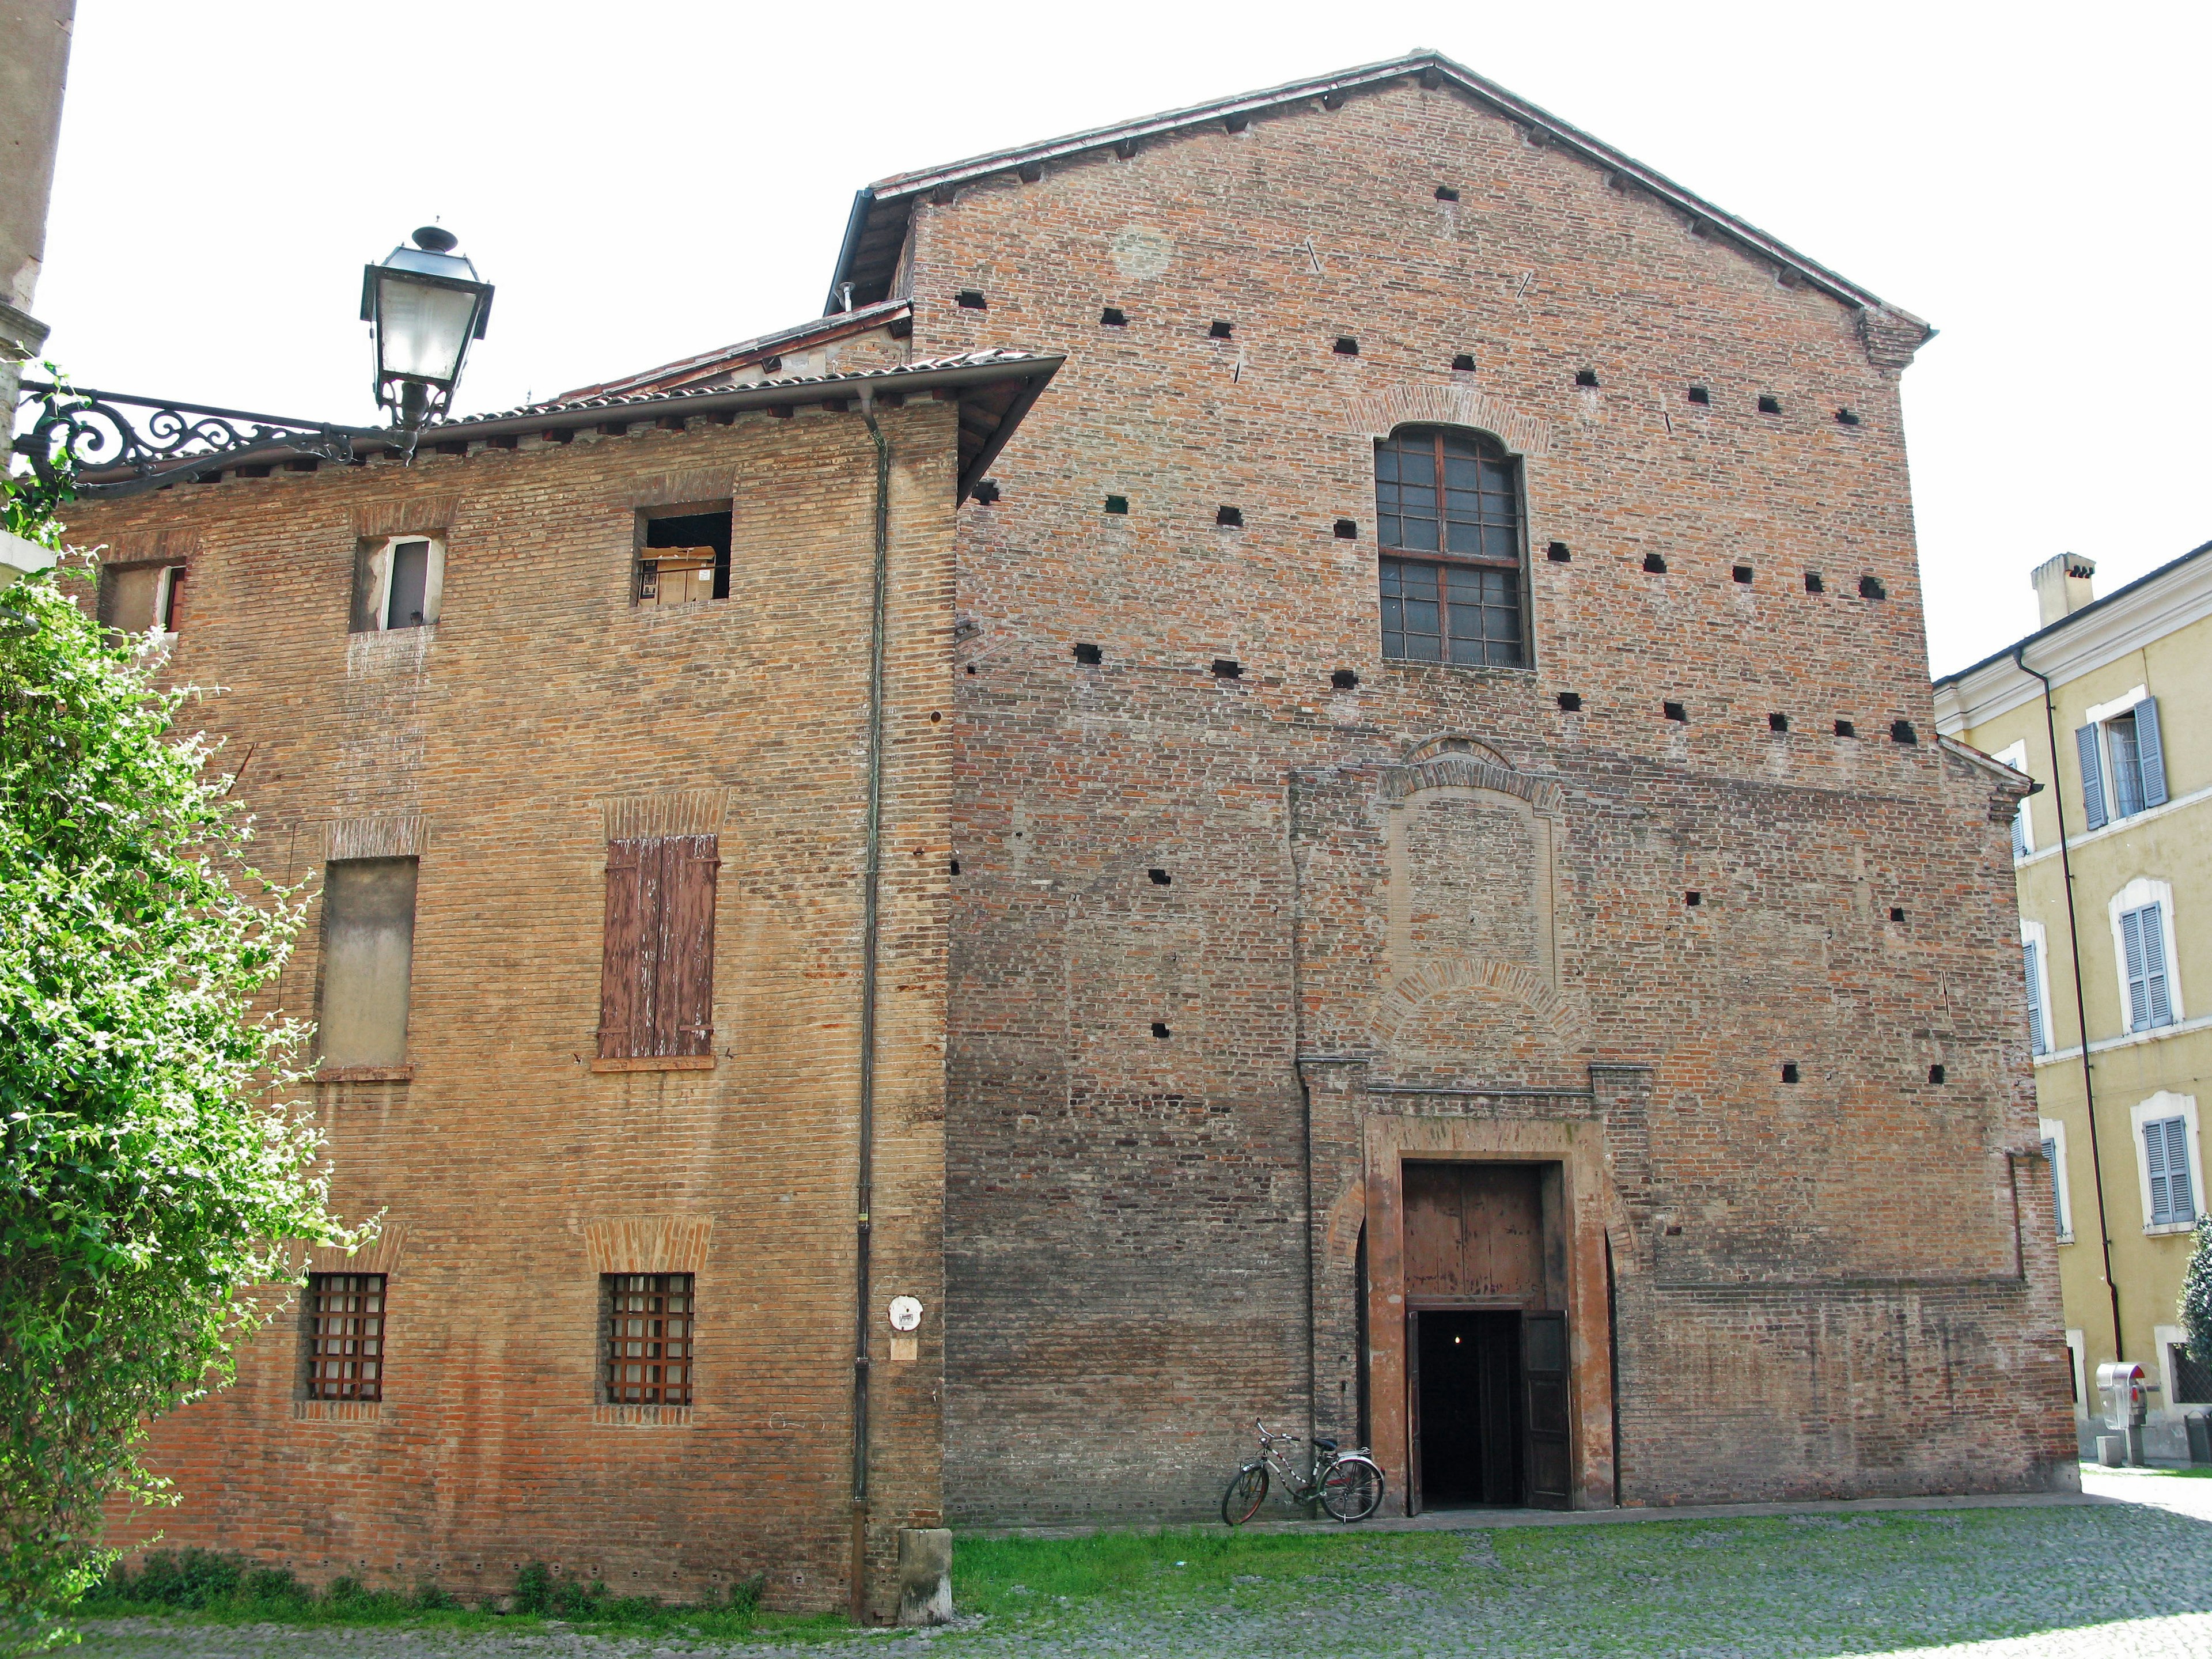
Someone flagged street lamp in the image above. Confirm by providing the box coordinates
[361,226,495,438]
[12,222,497,500]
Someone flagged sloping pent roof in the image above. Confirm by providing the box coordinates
[560,297,913,403]
[824,48,1928,334]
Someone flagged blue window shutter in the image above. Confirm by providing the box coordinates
[2169,1119,2196,1221]
[2075,725,2108,831]
[2012,806,2029,859]
[2024,941,2046,1054]
[2136,698,2168,808]
[2122,908,2149,1031]
[2140,903,2173,1027]
[2147,1119,2175,1224]
[2043,1135,2064,1234]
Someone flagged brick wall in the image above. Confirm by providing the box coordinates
[882,74,2077,1517]
[62,396,959,1615]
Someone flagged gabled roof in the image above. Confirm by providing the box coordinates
[824,48,1927,339]
[558,298,914,402]
[104,351,1060,505]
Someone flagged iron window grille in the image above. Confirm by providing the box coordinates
[2171,1342,2212,1406]
[304,1273,386,1402]
[1374,426,1526,668]
[604,1272,694,1406]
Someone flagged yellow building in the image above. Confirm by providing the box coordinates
[1935,544,2212,1459]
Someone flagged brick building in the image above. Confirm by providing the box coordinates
[65,47,2076,1616]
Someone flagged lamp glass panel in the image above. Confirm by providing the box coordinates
[376,275,478,382]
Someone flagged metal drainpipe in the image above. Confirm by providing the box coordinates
[2015,643,2124,1363]
[849,397,892,1619]
[1286,773,1317,1462]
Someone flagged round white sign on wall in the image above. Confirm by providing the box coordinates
[888,1296,924,1332]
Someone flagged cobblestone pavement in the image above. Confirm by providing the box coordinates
[74,1477,2212,1658]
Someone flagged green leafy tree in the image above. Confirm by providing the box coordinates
[0,505,355,1653]
[2184,1217,2212,1385]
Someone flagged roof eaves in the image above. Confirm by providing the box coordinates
[834,49,1919,325]
[1931,536,2212,690]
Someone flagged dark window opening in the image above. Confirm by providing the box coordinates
[1376,426,1525,668]
[1100,306,1127,326]
[1547,542,1571,563]
[1435,185,1460,202]
[1558,692,1582,712]
[1331,668,1360,690]
[1781,1063,1800,1084]
[1104,495,1128,515]
[1687,386,1710,406]
[1334,518,1358,539]
[1768,713,1789,732]
[1452,353,1476,372]
[1643,553,1668,574]
[1211,658,1243,679]
[955,289,987,309]
[1732,565,1754,584]
[1891,720,1918,745]
[304,1273,385,1402]
[604,1273,692,1406]
[1334,336,1359,356]
[639,509,733,607]
[1805,571,1824,594]
[1835,719,1857,738]
[1758,395,1782,414]
[1575,369,1600,388]
[1664,701,1687,722]
[972,480,1001,505]
[1073,642,1102,665]
[1209,320,1234,339]
[1147,868,1172,885]
[1217,505,1243,527]
[1859,574,1887,600]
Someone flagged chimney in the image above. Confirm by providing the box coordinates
[2032,553,2096,627]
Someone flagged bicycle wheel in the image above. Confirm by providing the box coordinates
[1318,1455,1384,1522]
[1221,1461,1270,1526]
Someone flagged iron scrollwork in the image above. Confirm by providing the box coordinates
[12,380,365,500]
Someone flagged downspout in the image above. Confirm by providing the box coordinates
[2014,643,2123,1363]
[850,395,892,1619]
[1286,772,1316,1461]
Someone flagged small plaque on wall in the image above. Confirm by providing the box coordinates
[890,1336,919,1363]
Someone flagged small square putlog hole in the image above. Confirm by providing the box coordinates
[1435,185,1460,201]
[1073,642,1103,665]
[1330,668,1360,690]
[1209,320,1234,339]
[1558,692,1582,712]
[1664,701,1687,723]
[1834,719,1856,738]
[1575,369,1600,388]
[1685,891,1702,906]
[1452,353,1476,372]
[1643,554,1668,574]
[1104,494,1128,514]
[971,480,1001,504]
[1216,505,1244,527]
[956,289,988,310]
[1100,306,1127,326]
[1805,571,1825,593]
[1888,907,1906,923]
[1928,1064,1946,1084]
[1147,868,1172,885]
[1152,1022,1172,1039]
[1782,1063,1800,1084]
[1768,713,1789,732]
[1733,565,1754,584]
[1860,574,1888,600]
[1211,658,1243,679]
[1334,518,1358,539]
[1547,542,1571,562]
[1333,336,1359,356]
[1758,394,1782,414]
[1687,385,1710,405]
[1891,720,1918,745]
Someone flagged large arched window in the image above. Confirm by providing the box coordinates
[1375,426,1526,667]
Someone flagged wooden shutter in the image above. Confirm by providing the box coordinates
[658,834,719,1058]
[1521,1310,1571,1509]
[599,835,717,1061]
[599,840,649,1059]
[2075,725,2107,831]
[2137,698,2168,808]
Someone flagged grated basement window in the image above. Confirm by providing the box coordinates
[605,1273,694,1406]
[304,1273,385,1402]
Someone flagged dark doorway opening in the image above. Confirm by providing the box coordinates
[1415,1309,1522,1506]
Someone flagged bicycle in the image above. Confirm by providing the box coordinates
[1221,1418,1385,1524]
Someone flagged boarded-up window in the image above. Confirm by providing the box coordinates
[98,562,186,636]
[304,1272,385,1401]
[604,1273,693,1405]
[597,835,718,1060]
[318,858,419,1067]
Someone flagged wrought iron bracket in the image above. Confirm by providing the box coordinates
[12,380,378,500]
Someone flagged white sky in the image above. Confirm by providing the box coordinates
[34,0,2209,676]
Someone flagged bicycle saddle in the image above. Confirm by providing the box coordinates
[1313,1437,1338,1452]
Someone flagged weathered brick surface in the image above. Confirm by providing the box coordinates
[871,75,2077,1518]
[62,399,960,1615]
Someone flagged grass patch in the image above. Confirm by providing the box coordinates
[75,1550,824,1639]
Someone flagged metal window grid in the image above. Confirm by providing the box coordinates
[1375,427,1524,666]
[305,1273,385,1402]
[605,1272,694,1406]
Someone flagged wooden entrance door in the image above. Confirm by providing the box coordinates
[1522,1310,1571,1509]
